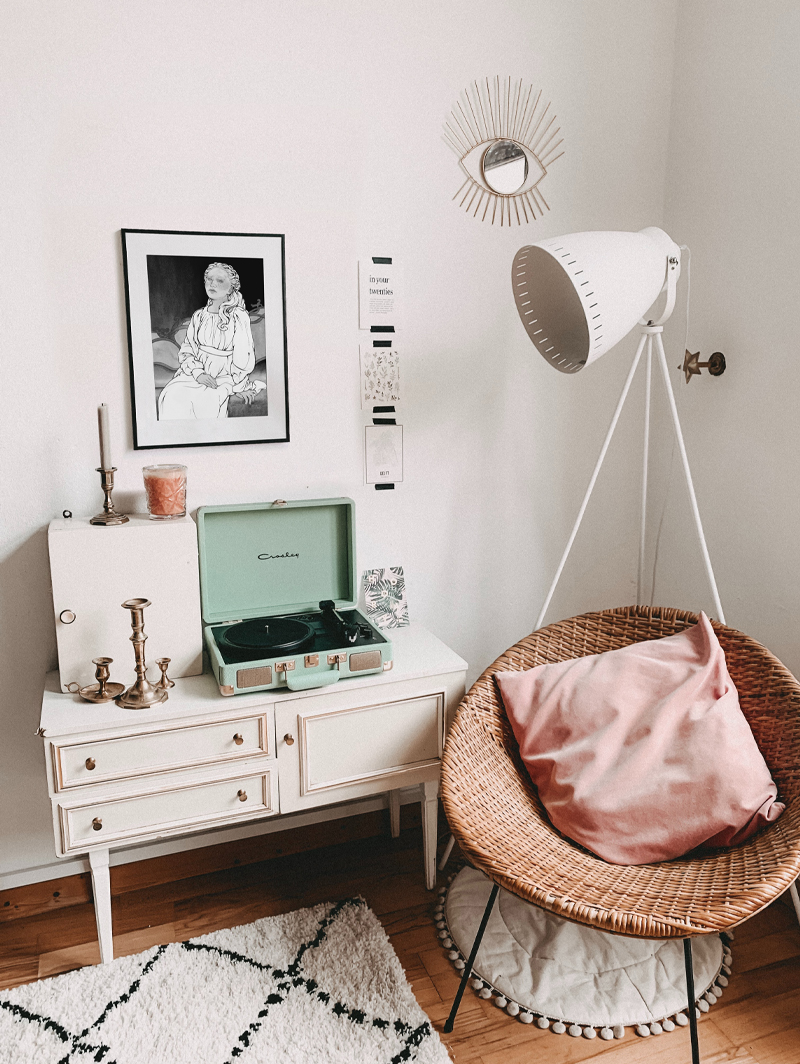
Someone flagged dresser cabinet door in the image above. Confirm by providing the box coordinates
[276,683,444,812]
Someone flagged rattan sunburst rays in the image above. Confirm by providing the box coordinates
[443,77,564,225]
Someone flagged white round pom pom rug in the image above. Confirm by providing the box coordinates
[0,897,450,1064]
[436,866,733,1040]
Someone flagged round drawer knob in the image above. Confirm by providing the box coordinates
[92,818,102,831]
[59,610,76,624]
[233,733,244,746]
[237,789,248,802]
[284,733,295,746]
[85,758,96,771]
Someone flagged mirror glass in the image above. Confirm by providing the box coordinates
[482,140,528,194]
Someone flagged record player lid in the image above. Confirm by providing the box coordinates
[196,498,357,624]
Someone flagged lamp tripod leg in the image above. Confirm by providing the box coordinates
[637,337,653,604]
[789,879,800,928]
[535,332,649,630]
[654,334,726,624]
[438,834,456,871]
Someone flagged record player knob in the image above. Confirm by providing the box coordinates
[284,733,295,746]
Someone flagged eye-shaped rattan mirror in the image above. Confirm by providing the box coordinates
[444,77,564,226]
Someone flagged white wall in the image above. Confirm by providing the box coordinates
[656,0,800,672]
[0,0,678,881]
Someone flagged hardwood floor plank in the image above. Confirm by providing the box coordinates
[108,894,175,936]
[173,889,300,940]
[379,901,437,938]
[420,944,458,977]
[708,986,800,1047]
[437,1005,551,1062]
[0,903,99,956]
[730,900,797,942]
[0,954,40,992]
[0,872,92,923]
[709,956,800,1009]
[732,928,800,975]
[406,973,441,1009]
[36,940,102,980]
[746,1025,800,1064]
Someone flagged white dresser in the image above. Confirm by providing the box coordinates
[39,626,467,962]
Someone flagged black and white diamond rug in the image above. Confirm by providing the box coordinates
[0,897,450,1064]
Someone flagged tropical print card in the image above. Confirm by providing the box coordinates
[363,567,409,629]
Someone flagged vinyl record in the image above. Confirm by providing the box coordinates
[223,616,314,654]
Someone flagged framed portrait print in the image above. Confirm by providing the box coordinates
[122,229,289,448]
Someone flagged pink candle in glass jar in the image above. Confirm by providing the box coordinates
[143,464,187,520]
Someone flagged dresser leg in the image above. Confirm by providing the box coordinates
[388,789,401,838]
[421,780,439,890]
[89,848,114,964]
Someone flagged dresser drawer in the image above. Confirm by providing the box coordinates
[58,770,276,853]
[52,713,271,791]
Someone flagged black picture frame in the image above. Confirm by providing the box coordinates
[121,229,289,449]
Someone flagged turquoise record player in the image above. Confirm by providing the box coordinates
[197,498,392,696]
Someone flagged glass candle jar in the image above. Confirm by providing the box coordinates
[142,464,187,520]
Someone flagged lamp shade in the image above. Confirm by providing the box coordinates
[512,227,681,373]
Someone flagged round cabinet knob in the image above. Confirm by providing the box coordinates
[237,789,248,802]
[92,818,102,831]
[85,758,96,771]
[284,733,295,746]
[233,733,244,746]
[59,610,76,624]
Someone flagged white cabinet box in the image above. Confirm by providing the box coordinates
[48,514,203,691]
[40,625,467,964]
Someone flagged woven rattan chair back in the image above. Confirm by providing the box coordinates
[441,605,800,939]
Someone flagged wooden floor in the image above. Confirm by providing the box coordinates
[1,810,799,1064]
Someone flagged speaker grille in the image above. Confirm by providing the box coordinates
[349,651,382,672]
[237,666,272,688]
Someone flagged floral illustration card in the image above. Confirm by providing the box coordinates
[360,346,400,407]
[363,567,409,629]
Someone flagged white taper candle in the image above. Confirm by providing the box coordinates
[98,404,112,469]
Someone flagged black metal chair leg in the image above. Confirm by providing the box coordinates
[683,938,701,1064]
[443,882,499,1034]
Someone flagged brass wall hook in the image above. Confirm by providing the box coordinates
[680,349,726,384]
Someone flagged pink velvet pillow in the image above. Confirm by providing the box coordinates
[496,614,784,864]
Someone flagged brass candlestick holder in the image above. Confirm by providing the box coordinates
[90,467,129,526]
[116,598,168,709]
[156,658,175,690]
[67,657,125,703]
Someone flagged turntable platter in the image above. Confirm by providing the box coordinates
[223,616,314,654]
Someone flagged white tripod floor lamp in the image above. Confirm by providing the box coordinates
[511,227,726,630]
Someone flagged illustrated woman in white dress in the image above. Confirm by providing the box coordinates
[158,263,264,420]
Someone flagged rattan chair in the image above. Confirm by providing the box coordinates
[440,605,800,1061]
